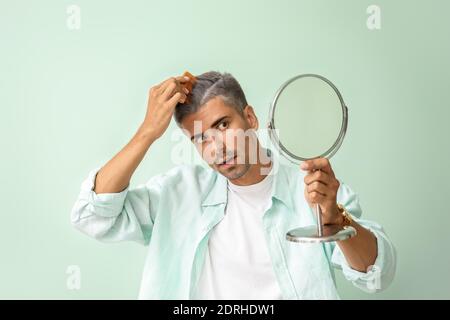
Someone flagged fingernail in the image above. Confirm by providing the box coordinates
[300,162,307,170]
[184,76,190,80]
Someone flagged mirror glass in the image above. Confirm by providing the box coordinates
[270,74,347,163]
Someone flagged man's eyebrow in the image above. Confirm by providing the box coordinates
[210,116,228,129]
[190,116,229,141]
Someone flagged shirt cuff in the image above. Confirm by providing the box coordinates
[78,166,130,218]
[331,226,386,293]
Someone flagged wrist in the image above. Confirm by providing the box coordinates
[328,205,345,226]
[136,123,158,144]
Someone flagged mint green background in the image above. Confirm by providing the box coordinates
[1,0,449,299]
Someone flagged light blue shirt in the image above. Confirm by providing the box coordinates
[71,156,396,299]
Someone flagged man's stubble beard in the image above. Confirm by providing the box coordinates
[217,162,251,180]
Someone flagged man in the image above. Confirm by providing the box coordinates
[71,71,396,299]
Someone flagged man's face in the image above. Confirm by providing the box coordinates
[181,97,259,180]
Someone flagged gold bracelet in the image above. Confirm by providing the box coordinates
[337,203,353,227]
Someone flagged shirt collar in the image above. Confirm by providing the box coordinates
[270,153,295,210]
[201,148,294,210]
[201,170,228,206]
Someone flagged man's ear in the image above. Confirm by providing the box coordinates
[243,105,259,130]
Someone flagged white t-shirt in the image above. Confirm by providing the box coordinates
[194,171,283,299]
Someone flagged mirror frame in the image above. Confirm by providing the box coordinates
[267,73,348,163]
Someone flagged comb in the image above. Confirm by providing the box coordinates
[182,71,197,103]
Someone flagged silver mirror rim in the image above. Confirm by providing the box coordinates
[286,225,357,243]
[268,73,348,164]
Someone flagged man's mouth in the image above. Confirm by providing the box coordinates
[218,155,237,168]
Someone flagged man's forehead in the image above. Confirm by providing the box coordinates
[181,97,234,133]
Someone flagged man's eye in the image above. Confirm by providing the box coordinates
[218,121,228,130]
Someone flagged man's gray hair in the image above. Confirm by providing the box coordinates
[174,71,248,125]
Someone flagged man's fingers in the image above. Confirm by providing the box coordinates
[300,158,334,175]
[159,77,179,94]
[161,81,178,101]
[166,92,186,109]
[176,75,190,83]
[306,181,328,196]
[155,75,189,91]
[306,191,326,204]
[304,169,331,185]
[154,77,174,90]
[300,157,329,171]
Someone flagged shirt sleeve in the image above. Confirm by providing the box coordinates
[329,182,397,293]
[70,167,163,245]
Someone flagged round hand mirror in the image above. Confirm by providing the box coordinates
[268,74,357,243]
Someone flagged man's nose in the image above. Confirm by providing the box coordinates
[211,142,225,159]
[210,131,225,151]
